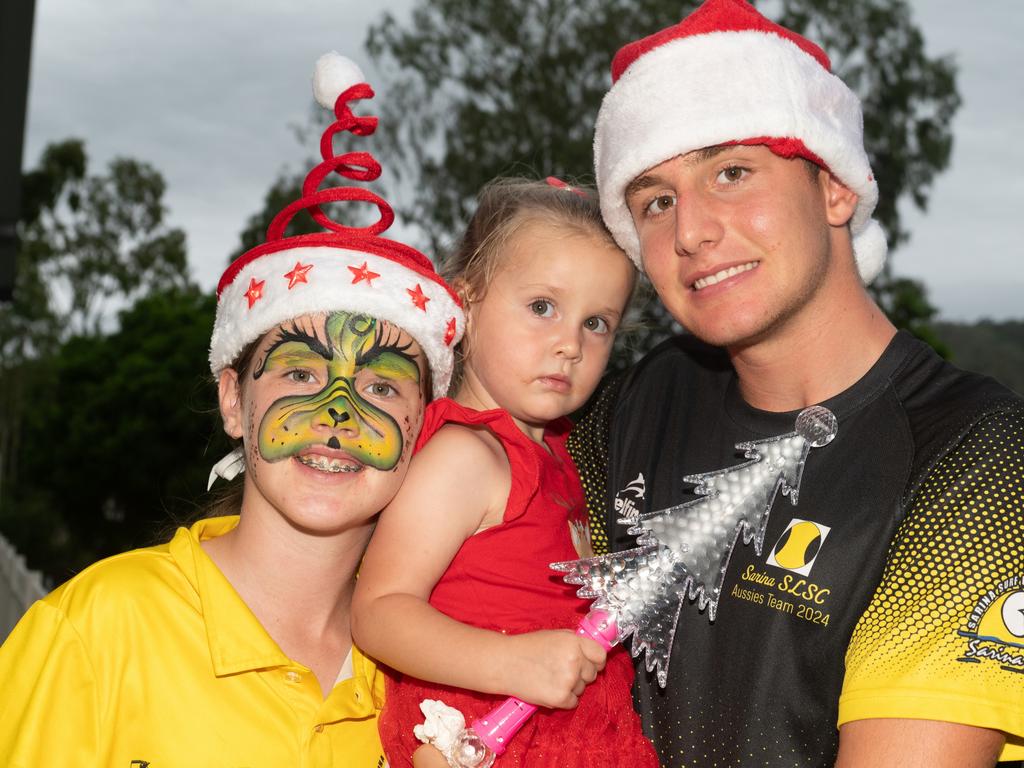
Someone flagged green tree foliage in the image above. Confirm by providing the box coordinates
[2,286,227,581]
[3,140,87,366]
[2,141,192,494]
[934,320,1024,396]
[1,141,200,578]
[14,140,191,338]
[364,0,960,364]
[778,1,959,343]
[366,0,652,254]
[0,142,83,502]
[873,275,950,358]
[777,0,960,250]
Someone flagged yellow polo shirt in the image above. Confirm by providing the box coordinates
[0,516,387,768]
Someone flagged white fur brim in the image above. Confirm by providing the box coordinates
[210,246,463,397]
[595,29,886,284]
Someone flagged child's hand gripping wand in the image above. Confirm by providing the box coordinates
[441,608,619,768]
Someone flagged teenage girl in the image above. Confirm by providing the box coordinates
[353,178,658,767]
[0,54,463,766]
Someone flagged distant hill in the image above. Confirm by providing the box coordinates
[934,319,1024,396]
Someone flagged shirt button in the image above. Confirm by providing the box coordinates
[285,670,302,683]
[314,724,324,733]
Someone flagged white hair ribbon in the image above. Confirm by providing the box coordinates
[207,447,246,491]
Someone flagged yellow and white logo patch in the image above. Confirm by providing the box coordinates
[958,575,1024,671]
[766,518,830,576]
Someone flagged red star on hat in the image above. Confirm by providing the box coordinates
[210,53,465,402]
[349,262,380,285]
[245,278,266,308]
[284,261,314,289]
[444,317,457,346]
[408,283,430,311]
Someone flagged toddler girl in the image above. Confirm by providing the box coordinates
[353,178,657,767]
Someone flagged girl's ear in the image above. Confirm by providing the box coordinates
[452,277,476,336]
[452,277,475,307]
[218,369,245,440]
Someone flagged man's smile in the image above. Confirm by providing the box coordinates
[690,260,760,291]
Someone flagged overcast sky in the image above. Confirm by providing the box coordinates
[23,0,1024,321]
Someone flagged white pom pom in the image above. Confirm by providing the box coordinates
[852,219,888,285]
[413,699,465,755]
[312,52,366,109]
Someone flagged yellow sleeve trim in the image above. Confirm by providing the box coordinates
[838,687,1024,761]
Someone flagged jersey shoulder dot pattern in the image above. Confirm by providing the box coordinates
[568,374,624,556]
[840,406,1024,745]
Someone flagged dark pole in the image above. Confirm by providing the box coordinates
[0,0,37,302]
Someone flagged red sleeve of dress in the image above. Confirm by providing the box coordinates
[413,399,540,523]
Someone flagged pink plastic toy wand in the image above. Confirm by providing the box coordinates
[445,609,619,767]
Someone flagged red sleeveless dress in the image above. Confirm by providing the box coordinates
[377,399,657,767]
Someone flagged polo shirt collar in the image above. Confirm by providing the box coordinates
[169,516,291,676]
[350,642,387,712]
[168,516,383,718]
[319,643,385,723]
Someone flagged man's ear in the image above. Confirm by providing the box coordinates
[821,171,859,228]
[218,369,244,440]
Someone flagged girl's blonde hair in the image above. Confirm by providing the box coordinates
[441,177,632,392]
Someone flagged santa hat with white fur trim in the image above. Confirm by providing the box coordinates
[594,0,887,284]
[209,53,464,398]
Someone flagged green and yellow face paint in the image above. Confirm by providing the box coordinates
[251,312,422,473]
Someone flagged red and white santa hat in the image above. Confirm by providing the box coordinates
[209,53,464,398]
[594,0,887,284]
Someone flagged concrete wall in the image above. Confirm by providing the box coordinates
[0,532,46,641]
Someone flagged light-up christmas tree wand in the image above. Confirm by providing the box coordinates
[551,405,839,687]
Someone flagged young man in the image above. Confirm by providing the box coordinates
[572,0,1024,765]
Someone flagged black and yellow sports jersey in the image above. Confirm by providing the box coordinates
[569,331,1023,767]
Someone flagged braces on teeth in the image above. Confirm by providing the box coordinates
[297,454,363,473]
